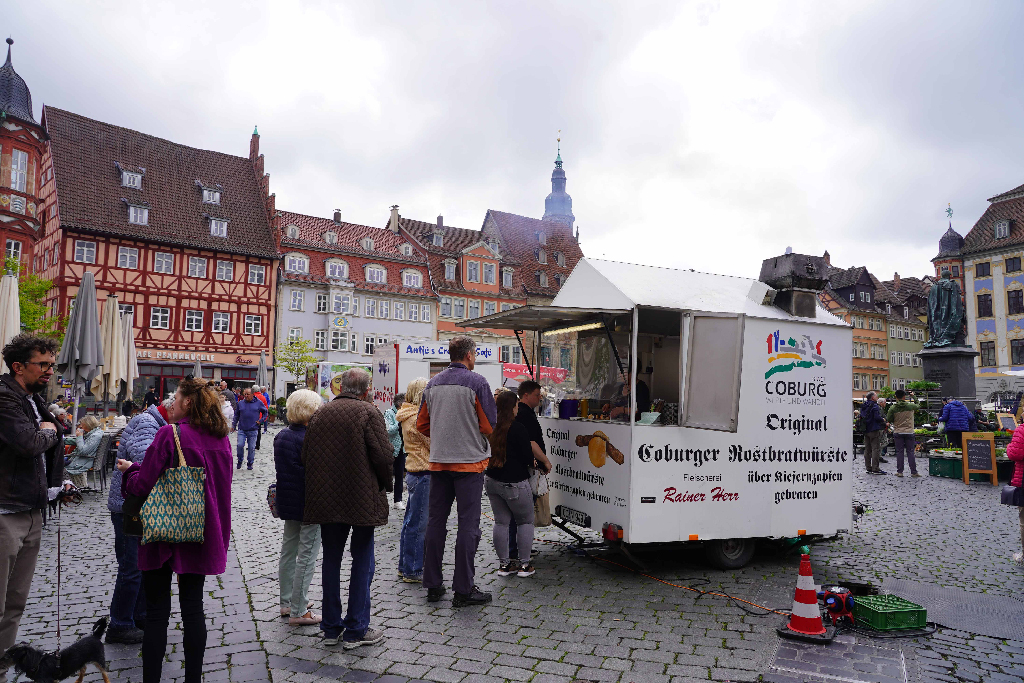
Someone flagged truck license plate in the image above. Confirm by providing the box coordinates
[555,505,591,528]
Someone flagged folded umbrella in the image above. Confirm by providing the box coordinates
[57,271,104,425]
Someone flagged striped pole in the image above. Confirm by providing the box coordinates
[785,554,826,636]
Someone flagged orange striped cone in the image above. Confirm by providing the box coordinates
[784,554,826,636]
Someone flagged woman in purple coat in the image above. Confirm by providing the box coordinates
[117,377,232,683]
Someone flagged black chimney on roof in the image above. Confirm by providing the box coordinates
[758,252,828,318]
[333,209,341,225]
[436,215,443,230]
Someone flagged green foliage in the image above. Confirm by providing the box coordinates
[276,396,286,409]
[906,380,941,392]
[276,339,320,385]
[3,256,65,345]
[877,386,896,400]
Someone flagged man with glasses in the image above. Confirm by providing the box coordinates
[0,334,71,680]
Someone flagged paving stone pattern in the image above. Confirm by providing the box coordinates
[10,431,1024,683]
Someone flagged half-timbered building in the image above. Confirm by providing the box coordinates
[38,109,279,402]
[0,39,46,272]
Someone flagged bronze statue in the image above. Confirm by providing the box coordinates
[924,270,966,348]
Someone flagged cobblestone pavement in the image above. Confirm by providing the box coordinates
[9,427,1024,683]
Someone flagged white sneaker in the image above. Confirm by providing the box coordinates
[1013,551,1024,566]
[394,501,406,510]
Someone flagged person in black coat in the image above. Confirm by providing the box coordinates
[274,389,323,626]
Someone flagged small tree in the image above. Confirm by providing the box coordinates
[276,339,320,390]
[4,256,66,345]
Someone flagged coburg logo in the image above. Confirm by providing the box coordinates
[766,330,825,379]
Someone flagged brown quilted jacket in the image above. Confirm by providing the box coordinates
[301,395,394,526]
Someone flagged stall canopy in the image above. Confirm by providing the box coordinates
[460,258,847,331]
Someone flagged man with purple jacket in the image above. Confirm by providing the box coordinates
[417,336,497,607]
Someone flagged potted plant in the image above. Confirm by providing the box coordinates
[276,397,287,424]
[268,406,277,423]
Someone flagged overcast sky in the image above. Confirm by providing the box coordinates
[8,1,1024,281]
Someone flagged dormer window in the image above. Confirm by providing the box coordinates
[432,233,444,247]
[486,238,499,254]
[324,231,337,245]
[403,270,422,288]
[399,243,413,256]
[286,225,299,239]
[327,261,348,279]
[122,171,142,189]
[210,218,228,237]
[886,304,891,314]
[366,265,386,283]
[202,188,221,204]
[128,204,149,225]
[555,251,565,267]
[361,237,375,251]
[536,271,548,287]
[502,267,513,288]
[444,259,456,280]
[996,220,1010,239]
[285,254,309,273]
[904,306,909,318]
[535,231,546,245]
[535,248,547,264]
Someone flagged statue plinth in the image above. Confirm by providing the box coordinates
[919,345,979,408]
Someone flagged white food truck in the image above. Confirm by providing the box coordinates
[371,340,503,413]
[460,255,853,568]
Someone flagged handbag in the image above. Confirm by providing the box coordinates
[267,483,279,518]
[533,492,552,527]
[1001,485,1024,506]
[140,424,206,545]
[528,468,549,497]
[123,493,145,537]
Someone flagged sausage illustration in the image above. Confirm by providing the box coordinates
[575,431,624,467]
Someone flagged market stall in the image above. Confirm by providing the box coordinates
[460,256,853,567]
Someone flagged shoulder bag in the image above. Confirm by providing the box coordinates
[1001,485,1024,506]
[141,424,207,545]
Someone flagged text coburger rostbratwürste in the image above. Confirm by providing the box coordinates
[636,443,849,467]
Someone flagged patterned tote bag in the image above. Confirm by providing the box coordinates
[141,424,206,545]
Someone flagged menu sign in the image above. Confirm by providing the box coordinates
[997,413,1018,431]
[961,432,998,486]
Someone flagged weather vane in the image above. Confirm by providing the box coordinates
[946,203,953,219]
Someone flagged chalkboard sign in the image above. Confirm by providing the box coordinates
[997,413,1018,431]
[960,432,998,486]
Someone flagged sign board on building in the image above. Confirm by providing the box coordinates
[399,342,498,361]
[331,316,350,328]
[997,413,1018,431]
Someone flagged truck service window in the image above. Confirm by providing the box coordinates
[682,314,744,432]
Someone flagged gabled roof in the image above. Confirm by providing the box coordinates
[962,187,1024,256]
[483,209,583,298]
[827,265,871,290]
[396,216,526,298]
[44,107,277,258]
[278,210,423,263]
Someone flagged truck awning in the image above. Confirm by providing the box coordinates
[455,306,631,332]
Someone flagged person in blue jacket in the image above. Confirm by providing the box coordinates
[233,387,268,470]
[939,397,976,451]
[859,392,886,474]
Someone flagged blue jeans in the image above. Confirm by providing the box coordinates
[398,473,430,578]
[320,524,375,641]
[109,512,146,631]
[236,429,258,467]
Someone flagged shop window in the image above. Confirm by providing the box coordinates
[978,294,993,318]
[976,262,991,278]
[980,341,996,367]
[682,314,743,432]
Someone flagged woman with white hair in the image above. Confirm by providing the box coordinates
[274,389,323,625]
[66,415,104,489]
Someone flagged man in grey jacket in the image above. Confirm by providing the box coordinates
[0,334,68,678]
[417,336,497,607]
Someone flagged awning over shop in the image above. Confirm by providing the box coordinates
[457,306,630,332]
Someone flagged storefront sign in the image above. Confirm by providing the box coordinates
[136,350,215,361]
[400,343,498,360]
[502,363,570,384]
[235,356,253,364]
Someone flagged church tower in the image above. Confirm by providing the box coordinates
[542,137,574,229]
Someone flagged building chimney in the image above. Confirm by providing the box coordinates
[333,209,341,225]
[893,271,901,293]
[822,250,831,266]
[389,205,400,234]
[758,252,829,318]
[436,215,443,231]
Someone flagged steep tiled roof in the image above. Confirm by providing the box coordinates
[879,276,929,302]
[827,265,868,290]
[45,107,277,258]
[483,210,583,298]
[397,216,526,299]
[0,40,35,124]
[962,188,1024,255]
[278,209,432,297]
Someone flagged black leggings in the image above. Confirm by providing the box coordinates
[142,564,207,683]
[394,452,406,502]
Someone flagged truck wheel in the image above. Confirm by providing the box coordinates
[705,538,755,569]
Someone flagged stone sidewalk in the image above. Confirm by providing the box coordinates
[8,426,1024,683]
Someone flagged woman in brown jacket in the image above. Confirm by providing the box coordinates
[301,368,393,649]
[396,377,430,582]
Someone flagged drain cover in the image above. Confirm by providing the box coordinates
[770,638,907,683]
[881,578,1024,640]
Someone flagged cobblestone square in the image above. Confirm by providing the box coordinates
[9,428,1024,683]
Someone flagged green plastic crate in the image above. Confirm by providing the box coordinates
[853,594,927,631]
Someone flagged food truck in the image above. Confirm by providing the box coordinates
[459,255,853,568]
[371,340,503,413]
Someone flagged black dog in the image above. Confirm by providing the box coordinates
[0,617,111,683]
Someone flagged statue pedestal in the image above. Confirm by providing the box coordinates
[920,345,979,407]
